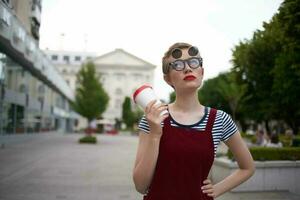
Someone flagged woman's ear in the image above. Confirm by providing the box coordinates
[164,74,174,88]
[201,67,204,76]
[164,74,171,85]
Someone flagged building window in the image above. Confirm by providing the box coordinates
[115,73,125,80]
[115,99,121,109]
[100,73,107,83]
[133,73,142,80]
[75,56,81,61]
[19,84,27,93]
[51,55,58,61]
[63,55,70,62]
[2,0,12,8]
[115,88,122,95]
[38,85,45,93]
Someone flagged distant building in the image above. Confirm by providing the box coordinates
[44,48,156,127]
[0,0,80,134]
[91,49,156,122]
[44,50,97,130]
[44,50,97,92]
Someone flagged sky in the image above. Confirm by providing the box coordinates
[39,0,283,102]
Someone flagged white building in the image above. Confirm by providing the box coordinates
[91,49,156,122]
[44,48,156,126]
[43,50,97,130]
[44,50,97,92]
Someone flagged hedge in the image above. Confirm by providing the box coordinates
[227,147,300,161]
[79,135,97,144]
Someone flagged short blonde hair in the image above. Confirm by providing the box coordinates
[162,42,193,74]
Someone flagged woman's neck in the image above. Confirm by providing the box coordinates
[172,89,202,112]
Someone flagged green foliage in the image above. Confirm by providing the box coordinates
[292,138,300,147]
[231,0,300,133]
[122,97,136,129]
[279,135,293,147]
[72,62,109,122]
[79,135,97,144]
[169,92,176,103]
[134,108,144,124]
[240,132,256,141]
[227,147,300,161]
[197,73,231,115]
[216,72,246,121]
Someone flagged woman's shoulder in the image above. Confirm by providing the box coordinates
[205,107,229,119]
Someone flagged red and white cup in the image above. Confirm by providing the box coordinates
[133,84,168,116]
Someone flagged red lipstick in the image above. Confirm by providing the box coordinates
[183,75,196,81]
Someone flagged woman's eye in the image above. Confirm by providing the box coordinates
[189,59,199,67]
[174,62,184,69]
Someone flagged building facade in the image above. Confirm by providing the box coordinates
[44,50,97,92]
[92,49,156,122]
[0,0,80,134]
[44,50,97,130]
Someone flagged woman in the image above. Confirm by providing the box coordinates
[132,42,255,199]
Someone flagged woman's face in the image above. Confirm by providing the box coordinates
[164,47,204,92]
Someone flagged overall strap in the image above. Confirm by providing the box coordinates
[163,115,171,128]
[205,108,217,133]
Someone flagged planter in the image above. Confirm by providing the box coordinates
[211,157,300,195]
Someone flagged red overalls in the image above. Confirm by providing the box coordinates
[143,108,217,200]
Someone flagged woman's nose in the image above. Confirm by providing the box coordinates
[183,63,193,74]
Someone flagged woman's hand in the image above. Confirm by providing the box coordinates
[201,179,217,198]
[145,100,169,139]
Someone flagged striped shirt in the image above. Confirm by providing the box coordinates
[138,107,238,157]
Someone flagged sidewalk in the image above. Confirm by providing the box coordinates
[0,132,299,200]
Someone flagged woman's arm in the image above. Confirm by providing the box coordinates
[132,100,169,194]
[209,131,255,198]
[132,131,161,194]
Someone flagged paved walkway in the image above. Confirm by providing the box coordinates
[0,132,299,200]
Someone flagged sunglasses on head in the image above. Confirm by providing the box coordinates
[168,46,203,71]
[171,46,200,59]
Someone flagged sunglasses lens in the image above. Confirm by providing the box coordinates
[188,46,199,56]
[188,58,200,68]
[172,60,185,70]
[171,49,182,59]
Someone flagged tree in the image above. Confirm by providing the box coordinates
[122,96,135,129]
[198,75,231,115]
[216,72,246,122]
[271,0,300,134]
[231,0,300,134]
[72,62,109,125]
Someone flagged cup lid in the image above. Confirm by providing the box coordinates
[133,84,153,103]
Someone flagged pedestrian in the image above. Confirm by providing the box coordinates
[132,42,255,199]
[255,129,268,146]
[266,133,282,148]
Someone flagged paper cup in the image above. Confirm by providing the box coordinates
[133,84,168,116]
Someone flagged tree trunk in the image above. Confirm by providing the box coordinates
[265,120,271,136]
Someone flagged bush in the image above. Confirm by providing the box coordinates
[279,135,293,147]
[227,147,300,161]
[240,132,256,141]
[79,135,97,144]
